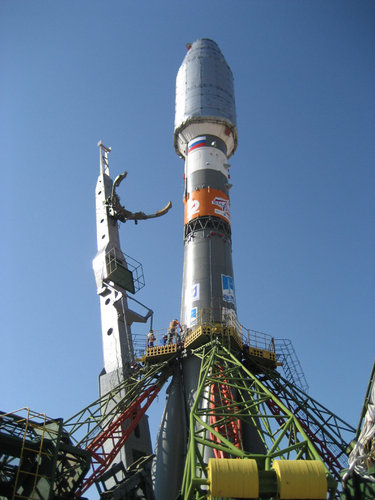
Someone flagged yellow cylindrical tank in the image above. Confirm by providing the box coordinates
[207,458,259,499]
[272,460,327,499]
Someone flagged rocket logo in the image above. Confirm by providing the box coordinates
[212,197,230,221]
[188,136,206,153]
[184,189,230,225]
[222,274,236,304]
[190,307,197,326]
[192,284,200,301]
[187,198,200,218]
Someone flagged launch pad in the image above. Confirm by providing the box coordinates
[1,38,373,500]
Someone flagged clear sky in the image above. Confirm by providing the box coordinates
[1,0,374,492]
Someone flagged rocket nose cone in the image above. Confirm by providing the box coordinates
[190,38,219,49]
[182,38,224,62]
[174,38,237,157]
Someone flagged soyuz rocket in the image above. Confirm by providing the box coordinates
[176,39,238,329]
[153,38,239,500]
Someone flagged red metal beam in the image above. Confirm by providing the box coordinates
[75,384,160,497]
[209,367,242,458]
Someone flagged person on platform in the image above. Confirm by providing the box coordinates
[147,330,155,348]
[167,319,181,344]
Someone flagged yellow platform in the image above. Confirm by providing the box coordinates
[184,324,243,350]
[145,343,178,360]
[246,346,278,369]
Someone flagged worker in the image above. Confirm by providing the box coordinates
[167,319,181,344]
[130,362,140,373]
[147,330,155,348]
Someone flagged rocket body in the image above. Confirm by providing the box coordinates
[174,39,238,328]
[154,39,239,500]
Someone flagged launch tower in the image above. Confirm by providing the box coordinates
[92,143,171,485]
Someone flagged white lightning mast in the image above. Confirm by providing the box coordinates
[92,141,157,478]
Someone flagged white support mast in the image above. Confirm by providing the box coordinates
[92,141,153,474]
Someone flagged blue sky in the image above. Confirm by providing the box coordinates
[1,0,374,484]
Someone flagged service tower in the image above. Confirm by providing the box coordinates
[92,143,153,474]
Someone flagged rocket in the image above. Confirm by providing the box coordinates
[153,39,238,500]
[175,39,238,329]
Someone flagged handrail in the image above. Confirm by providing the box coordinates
[141,308,276,356]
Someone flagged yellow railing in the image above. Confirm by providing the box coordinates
[142,309,276,365]
[146,328,183,349]
[242,328,275,353]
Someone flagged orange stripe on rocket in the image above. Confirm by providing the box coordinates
[184,188,230,224]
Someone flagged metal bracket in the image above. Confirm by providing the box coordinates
[107,171,172,223]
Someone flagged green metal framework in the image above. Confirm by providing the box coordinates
[0,360,177,499]
[0,408,90,500]
[64,358,176,450]
[180,340,355,500]
[259,364,353,481]
[0,344,355,499]
[62,341,354,498]
[63,358,177,495]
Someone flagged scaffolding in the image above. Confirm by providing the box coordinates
[275,338,309,392]
[180,340,353,499]
[0,408,90,500]
[105,247,145,294]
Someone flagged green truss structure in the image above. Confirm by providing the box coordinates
[0,360,177,499]
[63,359,175,449]
[0,342,356,499]
[61,339,354,498]
[179,340,355,500]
